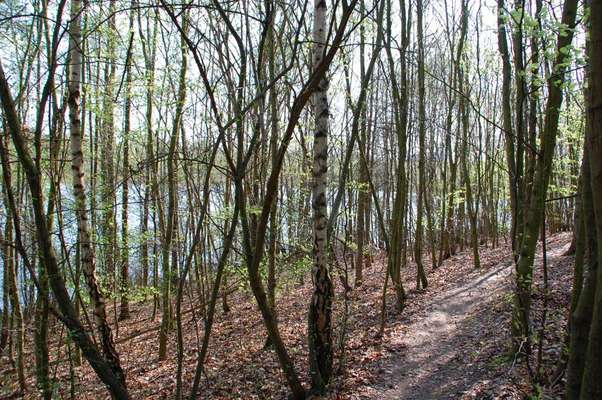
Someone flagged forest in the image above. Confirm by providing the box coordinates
[0,0,601,398]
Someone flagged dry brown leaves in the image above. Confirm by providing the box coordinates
[0,233,574,399]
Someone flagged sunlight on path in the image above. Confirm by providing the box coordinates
[375,261,514,399]
[370,238,570,400]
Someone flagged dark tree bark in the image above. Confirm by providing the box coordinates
[579,0,602,396]
[414,0,429,290]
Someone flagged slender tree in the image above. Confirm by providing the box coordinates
[414,0,429,290]
[578,0,602,395]
[510,0,578,349]
[67,0,127,387]
[308,0,334,393]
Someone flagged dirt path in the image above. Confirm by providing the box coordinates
[7,235,569,399]
[366,238,570,400]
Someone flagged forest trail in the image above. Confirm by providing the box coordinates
[365,236,570,400]
[375,262,513,399]
[377,263,512,399]
[0,234,572,399]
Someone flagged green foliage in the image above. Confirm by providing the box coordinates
[290,255,313,281]
[448,189,466,207]
[215,205,235,221]
[487,353,512,368]
[346,179,369,192]
[527,384,544,400]
[126,286,161,303]
[247,205,263,216]
[228,263,250,291]
[509,8,526,26]
[340,237,358,252]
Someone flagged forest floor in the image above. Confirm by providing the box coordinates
[1,232,574,399]
[367,232,571,400]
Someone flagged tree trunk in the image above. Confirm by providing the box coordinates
[101,0,118,297]
[566,149,597,399]
[3,215,25,392]
[458,0,480,269]
[67,0,126,388]
[308,0,334,393]
[119,6,135,322]
[579,0,602,395]
[0,58,130,400]
[0,233,9,354]
[510,0,578,350]
[159,13,187,361]
[414,0,428,290]
[267,4,279,323]
[496,0,519,261]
